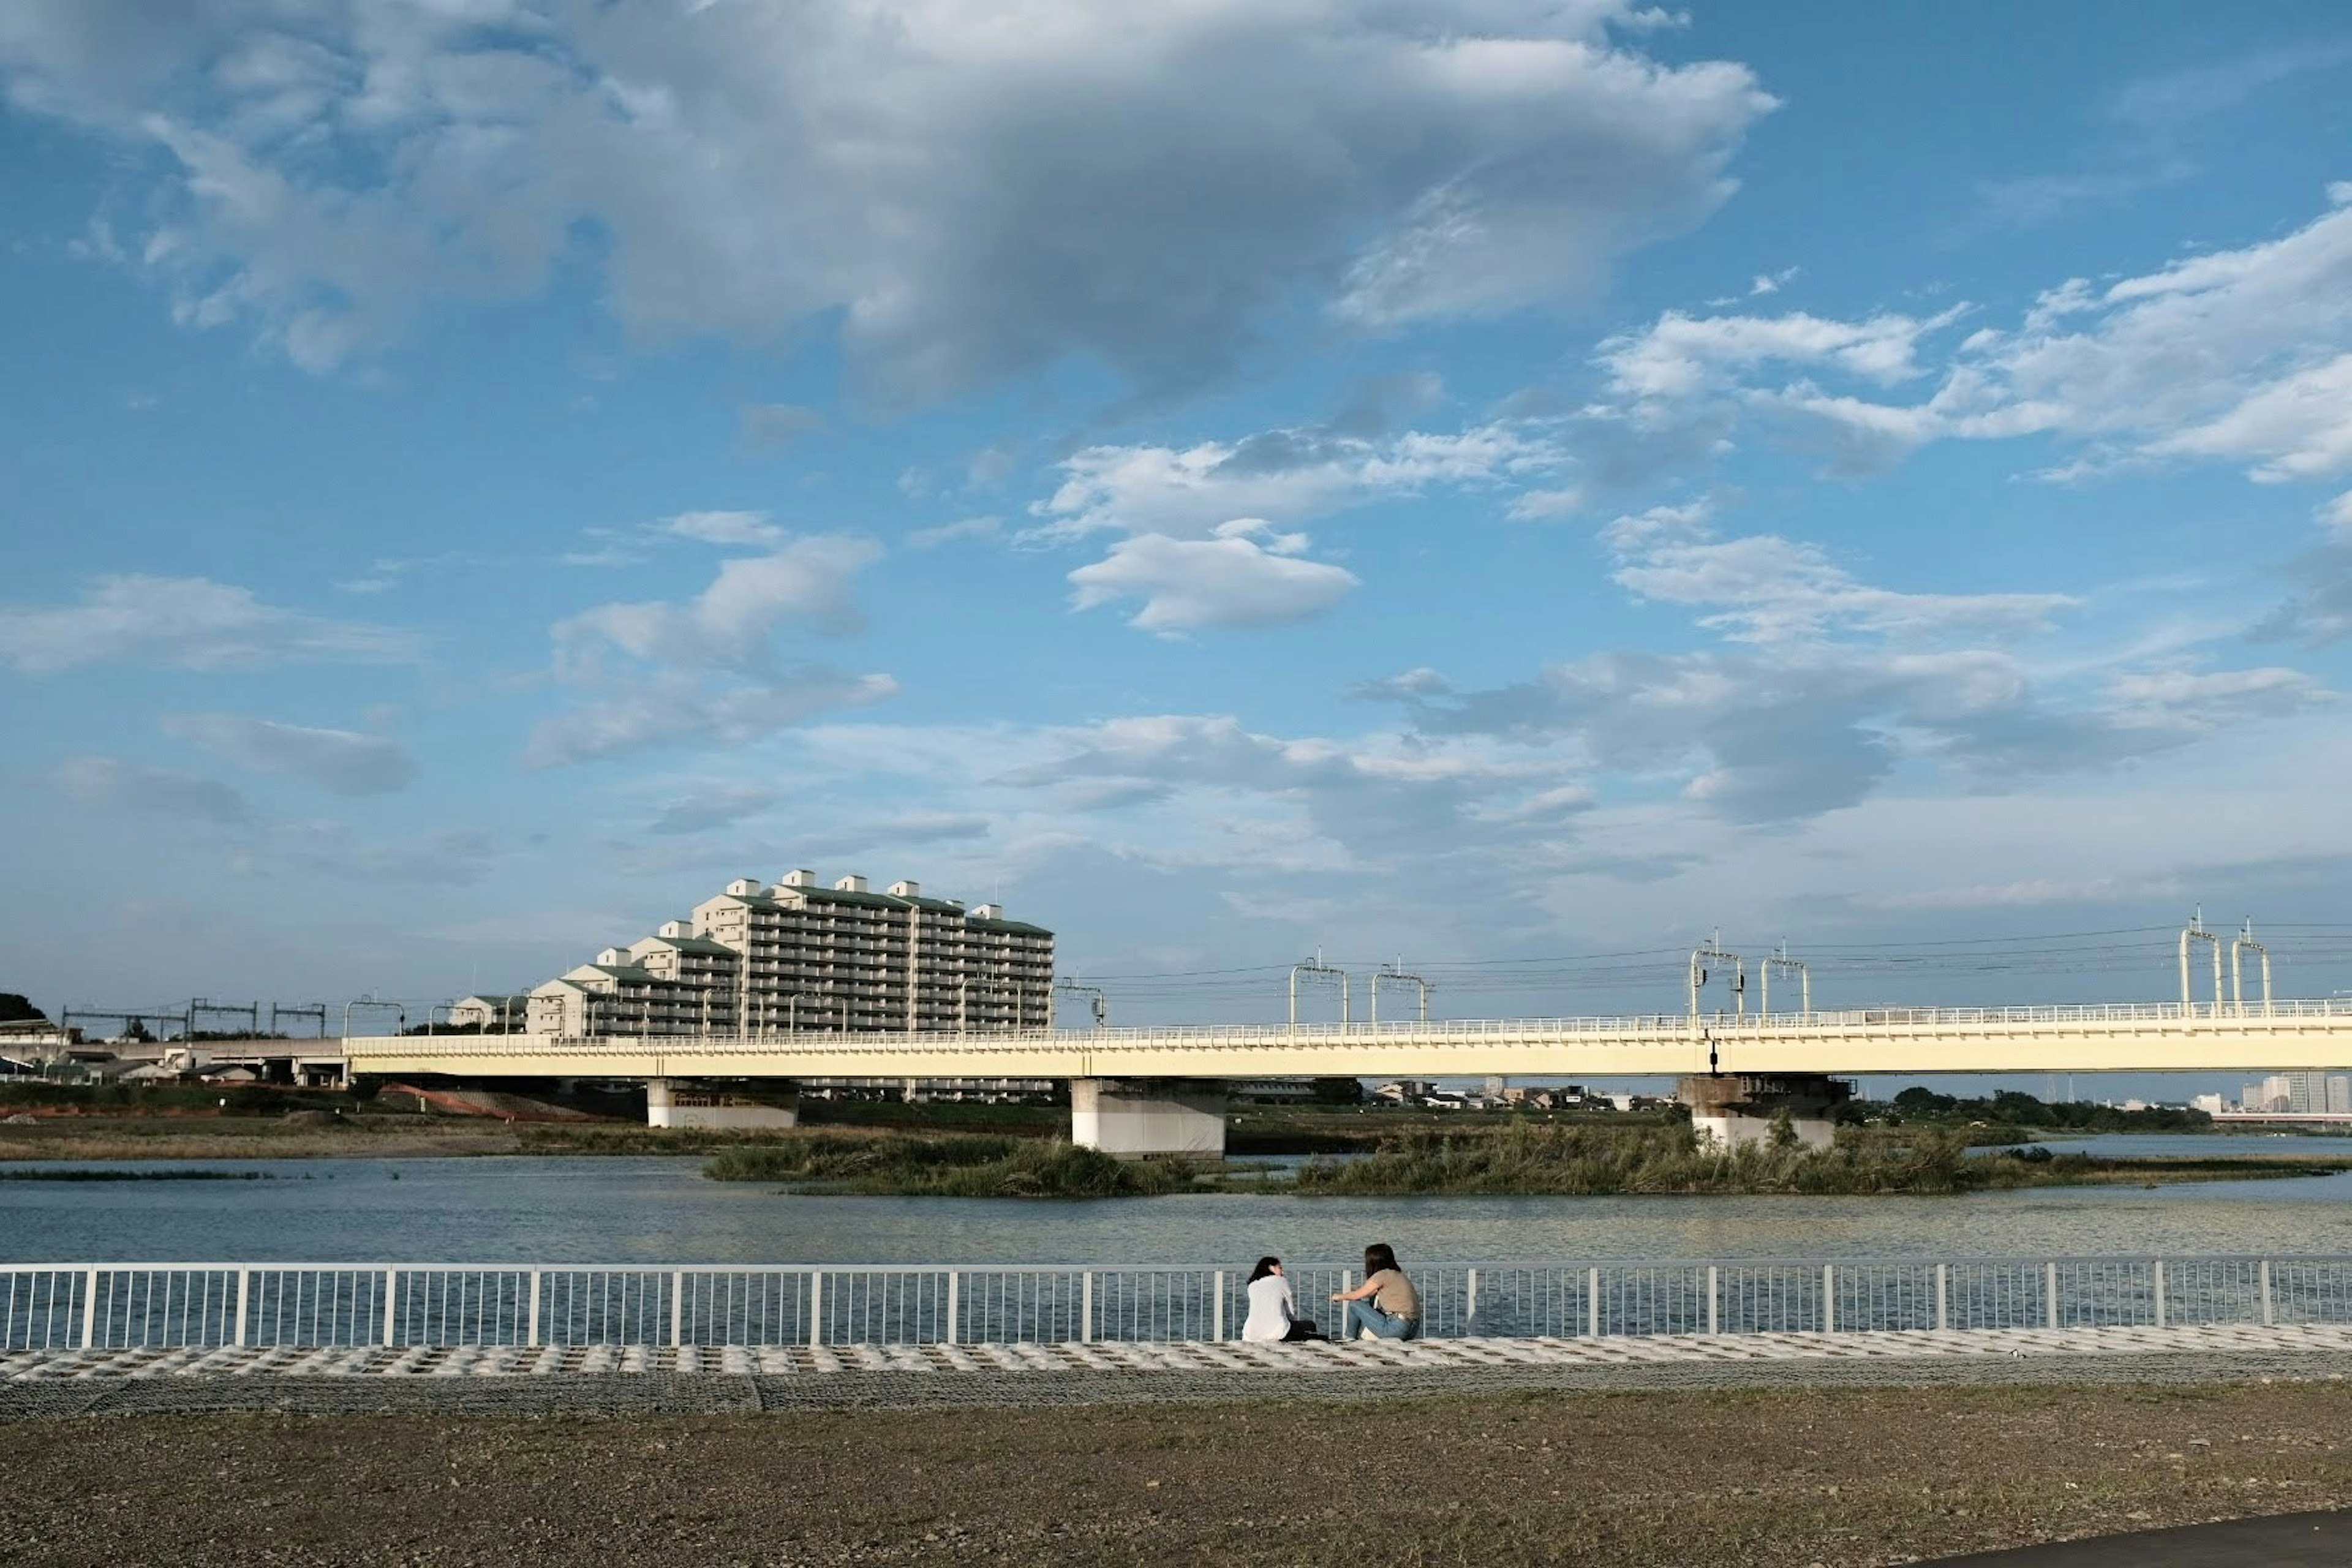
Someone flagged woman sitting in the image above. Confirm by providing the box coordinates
[1329,1243,1421,1341]
[1241,1256,1322,1341]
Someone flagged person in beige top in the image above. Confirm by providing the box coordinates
[1330,1242,1422,1341]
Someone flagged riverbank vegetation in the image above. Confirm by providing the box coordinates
[1297,1121,2352,1197]
[1863,1087,2218,1136]
[703,1135,1197,1197]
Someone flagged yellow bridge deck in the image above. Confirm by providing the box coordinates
[347,1000,2352,1080]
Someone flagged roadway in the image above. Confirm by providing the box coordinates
[344,998,2352,1082]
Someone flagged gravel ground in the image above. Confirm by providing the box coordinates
[6,1366,2352,1566]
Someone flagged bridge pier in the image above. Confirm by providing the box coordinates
[1069,1078,1226,1160]
[1679,1073,1850,1152]
[645,1079,800,1130]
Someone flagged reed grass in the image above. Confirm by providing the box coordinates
[703,1134,1196,1197]
[1289,1121,2349,1196]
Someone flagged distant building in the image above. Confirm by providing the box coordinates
[526,869,1053,1039]
[448,995,531,1031]
[1232,1079,1316,1101]
[2236,1074,2352,1115]
[2191,1093,2226,1115]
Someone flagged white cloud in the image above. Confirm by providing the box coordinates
[2103,666,2329,729]
[1506,488,1583,521]
[907,516,1001,549]
[557,535,882,666]
[53,756,249,825]
[1613,532,2075,643]
[0,574,417,673]
[1599,306,1965,402]
[2324,491,2352,538]
[1349,490,2329,823]
[1035,422,1556,543]
[2150,353,2352,481]
[1,0,1774,399]
[1588,189,2352,498]
[2108,42,2352,131]
[647,784,777,837]
[530,534,896,765]
[994,711,1586,870]
[523,669,898,769]
[1067,522,1360,635]
[663,510,785,548]
[162,714,417,796]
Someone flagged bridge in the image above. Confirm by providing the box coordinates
[345,997,2352,1156]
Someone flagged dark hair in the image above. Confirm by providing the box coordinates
[1363,1243,1400,1276]
[1247,1256,1281,1284]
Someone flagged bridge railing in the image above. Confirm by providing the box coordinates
[348,996,2352,1053]
[5,1255,2344,1351]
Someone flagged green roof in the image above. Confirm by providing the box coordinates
[646,935,739,956]
[587,964,671,985]
[787,885,908,910]
[968,917,1053,937]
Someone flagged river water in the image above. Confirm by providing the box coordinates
[9,1144,2352,1265]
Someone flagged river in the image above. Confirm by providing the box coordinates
[9,1144,2352,1264]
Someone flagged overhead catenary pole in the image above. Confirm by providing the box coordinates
[1689,933,1744,1024]
[2180,910,2223,1016]
[2233,920,2272,1018]
[1370,962,1430,1024]
[1289,951,1349,1028]
[1760,943,1810,1019]
[1052,978,1107,1030]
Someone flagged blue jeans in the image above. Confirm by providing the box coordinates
[1345,1299,1422,1341]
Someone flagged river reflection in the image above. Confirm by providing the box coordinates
[10,1153,2352,1264]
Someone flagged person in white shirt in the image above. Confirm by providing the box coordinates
[1241,1256,1322,1342]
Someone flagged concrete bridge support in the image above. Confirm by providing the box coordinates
[1070,1078,1226,1159]
[645,1079,801,1131]
[1680,1072,1850,1152]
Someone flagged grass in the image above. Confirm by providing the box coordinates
[703,1133,1198,1197]
[1293,1120,2352,1196]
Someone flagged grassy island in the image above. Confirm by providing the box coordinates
[1295,1122,2352,1196]
[703,1134,1197,1197]
[696,1122,2352,1198]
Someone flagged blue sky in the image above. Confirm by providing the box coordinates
[5,0,2352,1038]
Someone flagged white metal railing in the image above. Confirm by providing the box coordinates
[5,1256,2345,1352]
[348,997,2352,1054]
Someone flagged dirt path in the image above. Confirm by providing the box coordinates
[5,1382,2350,1566]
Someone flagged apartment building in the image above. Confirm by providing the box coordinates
[2238,1072,2352,1114]
[525,870,1053,1038]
